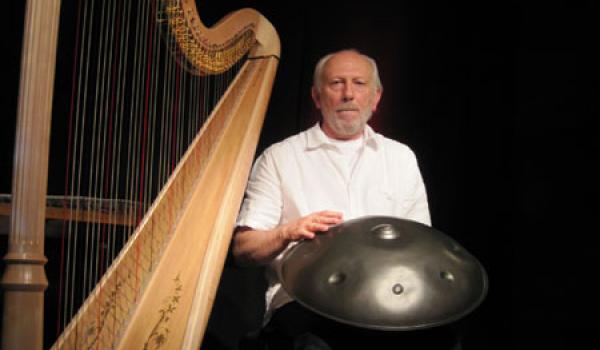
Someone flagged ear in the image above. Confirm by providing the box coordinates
[371,87,383,112]
[311,86,322,109]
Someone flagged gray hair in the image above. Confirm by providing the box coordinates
[312,49,382,92]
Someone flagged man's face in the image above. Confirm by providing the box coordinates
[312,51,382,140]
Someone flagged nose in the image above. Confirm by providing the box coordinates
[342,83,354,101]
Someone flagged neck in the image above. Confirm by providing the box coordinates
[320,121,364,141]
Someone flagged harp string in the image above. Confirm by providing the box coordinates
[106,0,129,283]
[88,0,109,303]
[147,0,160,269]
[63,0,91,332]
[98,0,118,288]
[58,0,82,335]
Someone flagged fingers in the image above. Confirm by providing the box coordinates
[299,211,343,239]
[314,215,343,226]
[298,229,316,240]
[295,220,322,240]
[316,210,344,220]
[280,211,344,242]
[312,211,343,226]
[308,221,331,233]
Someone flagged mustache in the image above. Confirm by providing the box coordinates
[335,103,359,111]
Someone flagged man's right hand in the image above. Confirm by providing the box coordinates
[278,210,344,241]
[233,210,343,266]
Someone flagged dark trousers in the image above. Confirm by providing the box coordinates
[257,302,462,350]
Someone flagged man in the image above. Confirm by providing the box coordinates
[234,50,456,349]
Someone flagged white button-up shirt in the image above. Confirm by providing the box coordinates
[236,123,430,322]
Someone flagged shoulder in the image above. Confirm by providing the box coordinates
[373,132,418,161]
[260,129,308,160]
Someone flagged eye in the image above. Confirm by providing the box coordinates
[328,80,344,89]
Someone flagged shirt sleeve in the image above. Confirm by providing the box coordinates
[235,147,283,230]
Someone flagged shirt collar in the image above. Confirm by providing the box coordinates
[305,122,380,150]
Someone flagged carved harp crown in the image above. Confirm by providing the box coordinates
[1,0,279,349]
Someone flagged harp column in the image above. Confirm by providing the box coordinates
[1,0,62,349]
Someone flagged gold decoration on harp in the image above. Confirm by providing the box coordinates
[80,278,127,350]
[144,274,183,350]
[160,0,256,75]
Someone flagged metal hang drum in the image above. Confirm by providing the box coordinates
[279,216,488,331]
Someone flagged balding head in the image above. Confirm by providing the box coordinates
[313,49,382,93]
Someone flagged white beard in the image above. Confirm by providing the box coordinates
[324,108,373,138]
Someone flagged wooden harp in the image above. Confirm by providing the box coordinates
[1,0,279,349]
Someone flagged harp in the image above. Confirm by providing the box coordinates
[1,0,279,349]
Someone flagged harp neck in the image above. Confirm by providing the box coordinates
[161,0,280,74]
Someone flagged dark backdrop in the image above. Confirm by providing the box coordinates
[1,1,598,349]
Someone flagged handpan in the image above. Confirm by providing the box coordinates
[279,216,488,330]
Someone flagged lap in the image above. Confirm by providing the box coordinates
[258,302,461,350]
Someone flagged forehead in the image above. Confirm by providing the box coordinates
[322,52,373,79]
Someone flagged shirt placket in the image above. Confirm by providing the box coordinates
[346,144,368,218]
[319,145,352,217]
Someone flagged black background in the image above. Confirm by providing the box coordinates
[1,1,599,349]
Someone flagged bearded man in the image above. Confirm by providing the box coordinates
[232,49,454,349]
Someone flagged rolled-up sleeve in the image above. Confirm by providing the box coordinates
[236,148,283,231]
[386,144,431,226]
[403,150,431,226]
